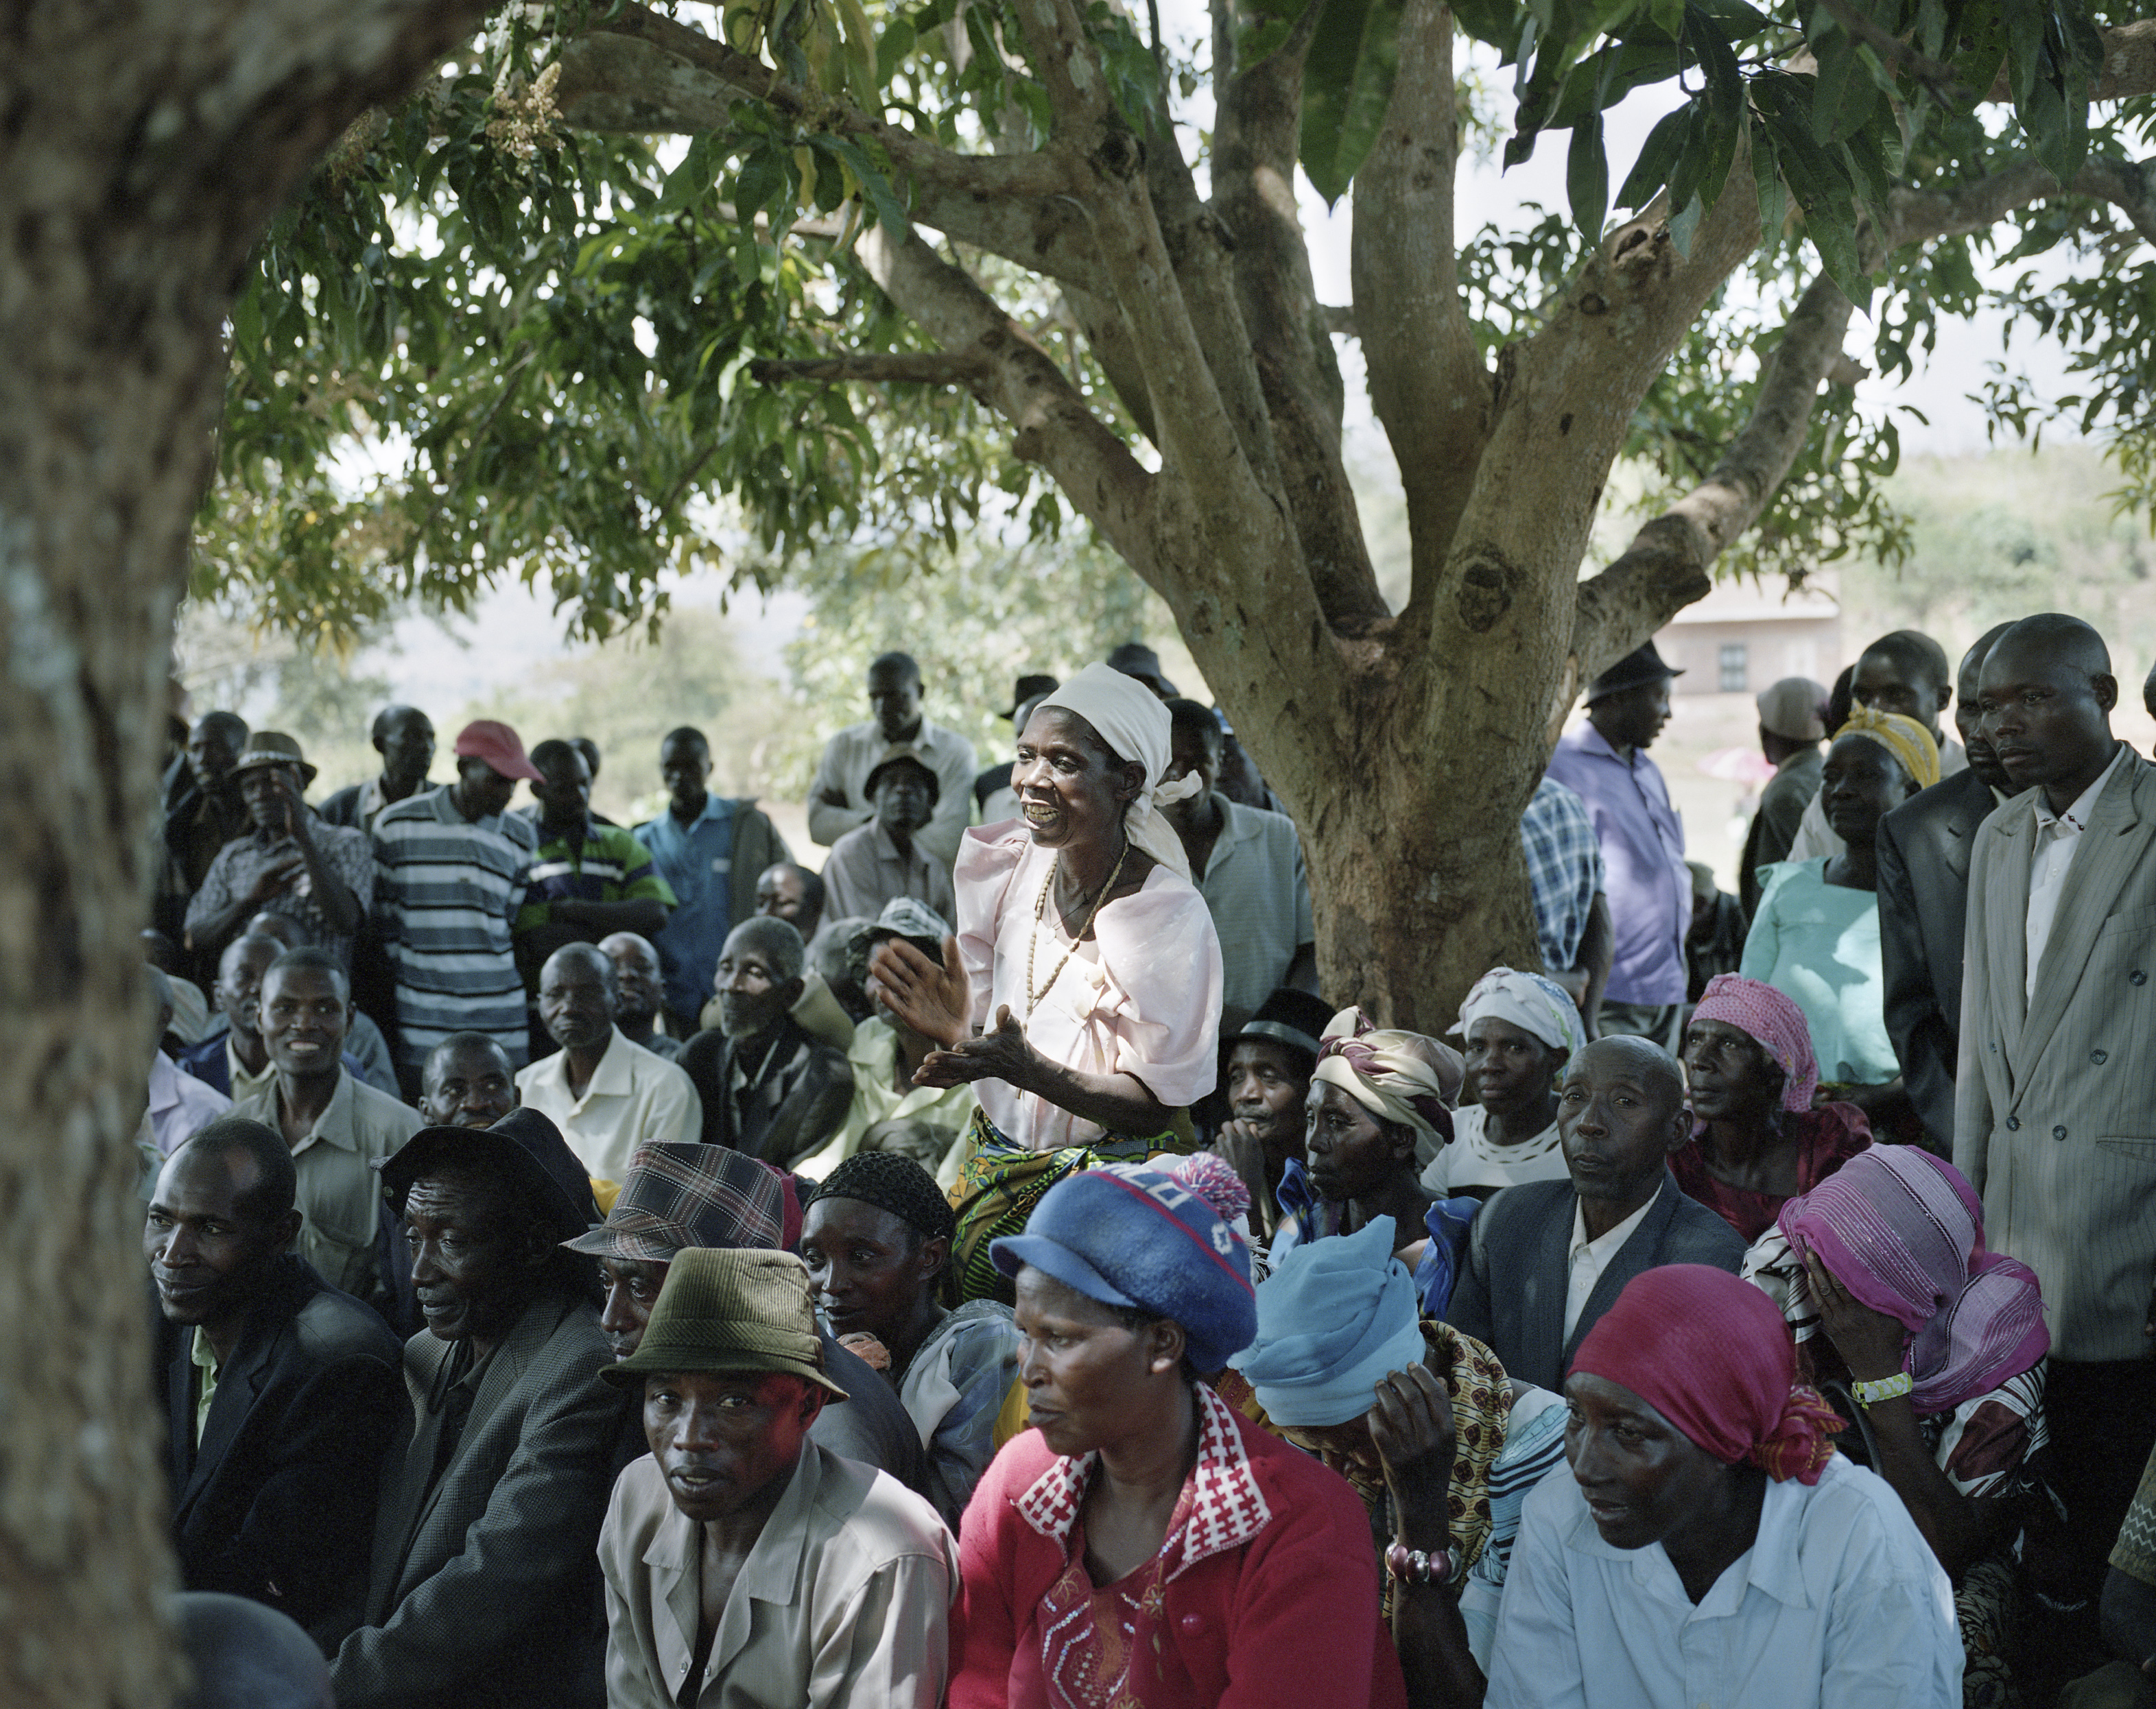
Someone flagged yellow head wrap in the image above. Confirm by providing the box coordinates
[1832,706,1941,791]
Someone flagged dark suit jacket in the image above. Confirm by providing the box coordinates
[1875,767,1999,1149]
[156,1256,403,1640]
[1442,1173,1748,1390]
[329,1275,626,1709]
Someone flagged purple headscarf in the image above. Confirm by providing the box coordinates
[1692,974,1820,1112]
[1777,1145,2048,1413]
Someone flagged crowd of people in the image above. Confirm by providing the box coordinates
[139,618,2156,1708]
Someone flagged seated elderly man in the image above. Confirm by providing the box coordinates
[329,1110,624,1709]
[515,943,699,1186]
[1443,1035,1746,1390]
[677,918,853,1167]
[566,1141,929,1494]
[754,861,826,946]
[147,1120,403,1640]
[597,1247,958,1708]
[1486,1265,1960,1708]
[416,1031,519,1130]
[600,931,683,1060]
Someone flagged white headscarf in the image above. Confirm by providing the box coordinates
[1035,662,1203,880]
[1449,966,1583,1057]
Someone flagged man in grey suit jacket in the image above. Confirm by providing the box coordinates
[1956,612,2156,1600]
[1875,623,2015,1151]
[329,1108,626,1709]
[1445,1036,1746,1390]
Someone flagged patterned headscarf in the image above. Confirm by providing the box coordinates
[1036,662,1205,881]
[1451,966,1583,1057]
[1312,1006,1456,1147]
[1777,1146,2048,1413]
[1690,974,1821,1112]
[1572,1265,1842,1485]
[1834,706,1941,791]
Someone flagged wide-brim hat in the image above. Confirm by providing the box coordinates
[1233,988,1335,1063]
[1001,673,1061,720]
[1104,642,1180,698]
[862,743,941,805]
[233,732,318,787]
[602,1247,848,1398]
[375,1107,599,1242]
[1585,642,1683,703]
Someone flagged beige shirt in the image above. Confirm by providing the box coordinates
[514,1027,699,1186]
[2026,744,2129,1000]
[1565,1185,1661,1340]
[231,1068,420,1300]
[599,1443,957,1709]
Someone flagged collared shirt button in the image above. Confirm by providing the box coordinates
[2054,1125,2068,1140]
[2006,1116,2021,1131]
[2133,970,2148,986]
[1178,1614,1203,1634]
[2093,1049,2109,1065]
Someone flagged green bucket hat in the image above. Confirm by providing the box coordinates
[602,1247,849,1400]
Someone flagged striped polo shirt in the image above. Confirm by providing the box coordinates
[512,818,676,992]
[372,785,538,1068]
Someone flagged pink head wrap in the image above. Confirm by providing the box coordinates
[1571,1265,1841,1485]
[1777,1146,2048,1413]
[1690,974,1820,1112]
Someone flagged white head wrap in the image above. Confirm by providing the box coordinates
[1449,966,1583,1057]
[1034,662,1203,880]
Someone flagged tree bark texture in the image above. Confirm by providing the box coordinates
[0,4,491,1702]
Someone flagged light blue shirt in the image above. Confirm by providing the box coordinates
[1486,1453,1961,1709]
[1740,859,1895,1085]
[633,795,742,1017]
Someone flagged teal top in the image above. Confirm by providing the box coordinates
[1740,859,1896,1086]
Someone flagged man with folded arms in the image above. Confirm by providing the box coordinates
[597,1245,956,1708]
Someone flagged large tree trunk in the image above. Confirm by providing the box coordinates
[0,5,491,1701]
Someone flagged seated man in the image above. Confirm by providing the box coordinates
[1486,1265,1960,1708]
[677,918,852,1167]
[147,967,232,1158]
[566,1140,931,1496]
[515,943,700,1186]
[416,1031,519,1130]
[147,1121,404,1640]
[820,748,958,927]
[597,1247,958,1708]
[330,1109,624,1709]
[754,861,825,946]
[182,930,387,1099]
[600,931,682,1060]
[227,949,420,1313]
[1444,1035,1746,1390]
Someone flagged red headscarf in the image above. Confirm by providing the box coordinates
[1691,974,1820,1112]
[1570,1265,1841,1485]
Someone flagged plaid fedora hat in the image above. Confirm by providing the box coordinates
[562,1142,787,1263]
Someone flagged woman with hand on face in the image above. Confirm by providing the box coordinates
[1675,975,1871,1242]
[1428,968,1582,1201]
[947,1163,1408,1709]
[866,664,1224,1302]
[799,1150,1020,1527]
[1749,1146,2052,1708]
[1206,988,1333,1247]
[1489,1265,1961,1709]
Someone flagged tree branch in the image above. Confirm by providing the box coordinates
[1812,0,1973,107]
[748,352,992,385]
[1569,272,1856,700]
[1882,154,2156,251]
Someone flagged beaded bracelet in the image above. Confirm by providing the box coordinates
[1851,1372,1915,1409]
[1385,1542,1455,1587]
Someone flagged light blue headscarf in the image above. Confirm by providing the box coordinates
[1229,1215,1426,1426]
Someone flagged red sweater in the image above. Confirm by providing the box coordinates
[947,1399,1410,1709]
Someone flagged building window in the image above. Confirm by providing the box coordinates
[1719,643,1749,692]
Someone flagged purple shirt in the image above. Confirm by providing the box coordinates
[1545,724,1688,1005]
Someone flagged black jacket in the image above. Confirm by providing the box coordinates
[1875,767,1999,1151]
[156,1255,404,1640]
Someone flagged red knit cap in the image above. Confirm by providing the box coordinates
[1569,1265,1840,1485]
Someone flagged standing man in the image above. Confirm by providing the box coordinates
[514,943,700,1186]
[599,932,683,1060]
[1519,774,1611,1036]
[1874,623,2015,1152]
[513,739,674,995]
[820,748,958,927]
[1160,699,1316,1038]
[318,706,436,836]
[807,653,976,872]
[228,948,420,1311]
[1544,644,1690,1047]
[185,734,374,971]
[147,1120,405,1640]
[156,710,251,965]
[1787,630,1970,861]
[1956,612,2156,1601]
[372,719,543,1096]
[1738,676,1828,916]
[634,726,792,1039]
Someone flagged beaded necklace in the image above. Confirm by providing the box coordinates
[1026,839,1130,1016]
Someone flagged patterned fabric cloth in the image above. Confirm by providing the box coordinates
[2111,1434,2156,1589]
[562,1139,789,1260]
[1692,972,1823,1111]
[1519,776,1606,974]
[184,811,376,968]
[1452,966,1583,1056]
[1671,1102,1873,1243]
[1836,706,1943,791]
[1313,1007,1456,1145]
[1420,1105,1568,1197]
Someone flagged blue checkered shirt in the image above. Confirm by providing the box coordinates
[1521,774,1604,972]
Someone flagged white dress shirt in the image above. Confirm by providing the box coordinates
[515,1026,700,1184]
[1565,1186,1661,1339]
[806,719,978,872]
[1487,1453,1961,1709]
[2025,743,2129,1000]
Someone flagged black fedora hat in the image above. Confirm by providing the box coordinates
[375,1107,600,1243]
[1585,641,1684,704]
[999,673,1060,720]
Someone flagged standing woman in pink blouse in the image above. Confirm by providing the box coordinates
[871,664,1225,1302]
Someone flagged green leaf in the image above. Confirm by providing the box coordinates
[1684,3,1744,125]
[1299,0,1407,204]
[1548,43,1683,128]
[1650,0,1685,40]
[1568,113,1610,236]
[1614,100,1691,211]
[1808,25,1879,144]
[1751,117,1788,239]
[2002,0,2044,108]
